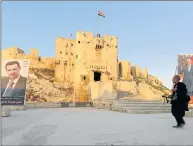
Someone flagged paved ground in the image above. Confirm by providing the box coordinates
[2,108,193,145]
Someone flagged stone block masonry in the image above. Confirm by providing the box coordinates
[2,31,164,104]
[1,47,55,70]
[2,31,162,86]
[1,106,11,117]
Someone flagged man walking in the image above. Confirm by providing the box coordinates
[171,75,188,128]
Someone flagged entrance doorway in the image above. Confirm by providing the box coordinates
[119,63,122,79]
[94,71,101,81]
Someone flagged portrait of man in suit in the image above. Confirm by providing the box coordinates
[182,57,193,96]
[1,61,27,98]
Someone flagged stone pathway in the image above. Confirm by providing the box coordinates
[2,108,193,145]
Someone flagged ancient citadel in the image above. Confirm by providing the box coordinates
[1,31,167,102]
[1,31,162,84]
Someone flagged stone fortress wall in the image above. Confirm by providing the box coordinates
[1,47,55,69]
[1,31,162,85]
[119,61,162,85]
[55,31,118,84]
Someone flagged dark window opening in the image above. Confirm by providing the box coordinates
[71,44,73,46]
[66,44,68,47]
[60,51,62,54]
[66,53,68,55]
[71,52,73,56]
[87,42,90,43]
[96,45,102,49]
[119,63,122,78]
[55,60,60,64]
[72,63,74,66]
[81,75,87,81]
[78,41,80,43]
[38,57,41,61]
[115,46,117,48]
[76,55,78,59]
[97,34,100,37]
[96,45,100,49]
[94,72,101,81]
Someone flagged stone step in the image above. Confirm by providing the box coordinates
[127,108,171,111]
[113,103,171,107]
[134,108,170,111]
[111,100,171,114]
[113,106,171,110]
[129,110,171,114]
[111,107,171,114]
[118,99,162,102]
[92,100,172,114]
[113,104,171,108]
[115,101,165,104]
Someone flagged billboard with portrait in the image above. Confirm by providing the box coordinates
[1,60,30,105]
[177,54,193,103]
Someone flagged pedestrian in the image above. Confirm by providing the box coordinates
[171,75,188,128]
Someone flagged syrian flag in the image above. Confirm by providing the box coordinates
[98,11,105,18]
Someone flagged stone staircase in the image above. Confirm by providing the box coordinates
[111,100,171,114]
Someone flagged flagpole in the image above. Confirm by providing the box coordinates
[175,66,177,75]
[97,10,99,35]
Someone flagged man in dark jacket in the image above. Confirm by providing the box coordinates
[182,58,193,96]
[171,75,188,128]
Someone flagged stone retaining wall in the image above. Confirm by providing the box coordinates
[92,99,114,110]
[1,106,11,117]
[24,102,92,108]
[185,110,193,117]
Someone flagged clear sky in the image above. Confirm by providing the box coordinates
[2,1,193,88]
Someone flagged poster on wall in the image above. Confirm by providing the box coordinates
[1,60,30,105]
[177,54,193,103]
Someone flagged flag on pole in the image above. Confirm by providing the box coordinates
[98,11,105,18]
